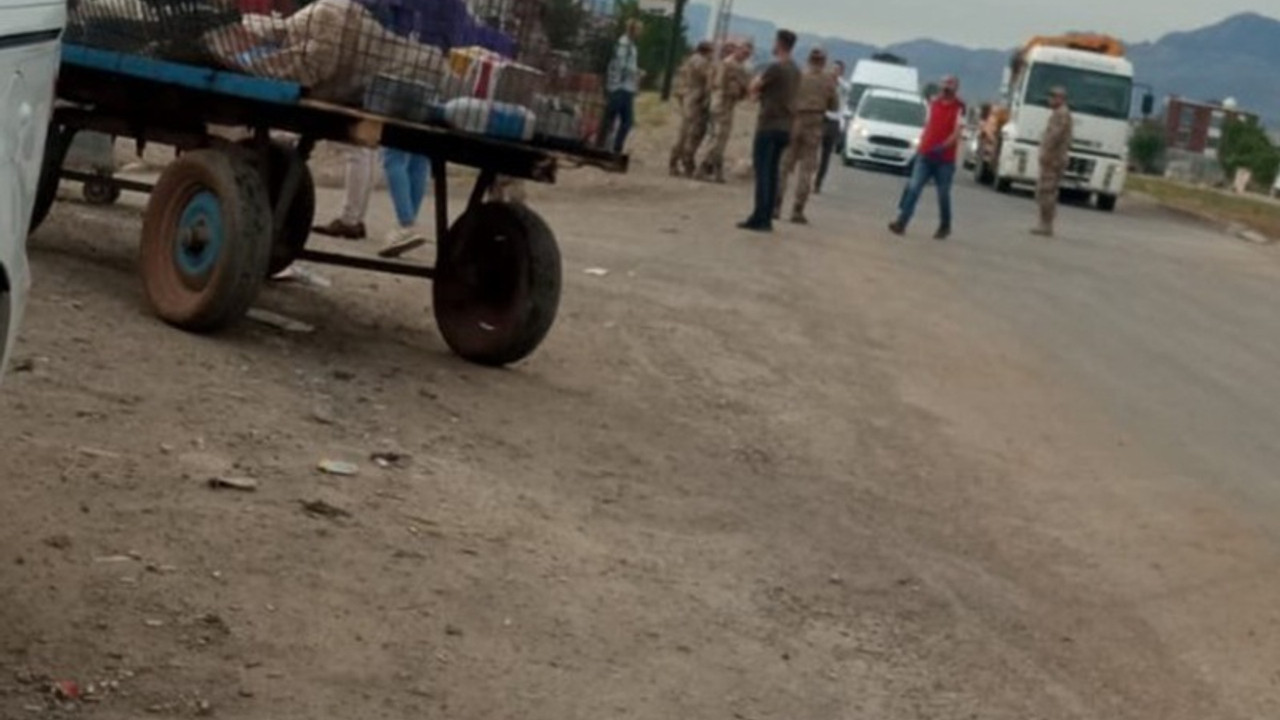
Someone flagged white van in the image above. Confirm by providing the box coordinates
[843,88,928,171]
[843,58,919,128]
[0,0,63,379]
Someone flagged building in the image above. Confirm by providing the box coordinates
[1164,96,1260,159]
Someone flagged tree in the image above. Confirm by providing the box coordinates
[1219,117,1280,189]
[1129,121,1166,175]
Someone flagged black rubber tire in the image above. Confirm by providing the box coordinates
[1097,193,1118,212]
[0,287,10,372]
[140,149,272,332]
[237,139,316,277]
[83,176,122,205]
[433,202,561,367]
[29,124,74,234]
[995,175,1013,194]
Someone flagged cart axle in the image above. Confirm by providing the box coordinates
[296,249,435,279]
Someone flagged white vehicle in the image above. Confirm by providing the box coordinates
[842,58,919,135]
[843,88,927,171]
[976,35,1140,211]
[0,0,63,378]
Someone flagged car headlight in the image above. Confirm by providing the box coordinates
[911,137,920,147]
[850,124,868,138]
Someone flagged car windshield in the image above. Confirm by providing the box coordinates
[1024,63,1132,120]
[859,96,926,127]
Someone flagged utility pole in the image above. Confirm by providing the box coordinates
[660,0,688,101]
[709,0,734,52]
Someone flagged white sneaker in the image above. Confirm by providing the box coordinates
[378,226,428,259]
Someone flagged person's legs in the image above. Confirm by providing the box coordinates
[379,148,428,258]
[892,157,933,231]
[614,91,635,154]
[684,108,709,175]
[764,131,789,224]
[599,93,621,150]
[816,120,838,193]
[407,154,430,221]
[671,99,698,175]
[775,139,798,218]
[744,131,771,227]
[314,147,375,238]
[346,147,375,224]
[382,148,416,228]
[934,161,956,235]
[793,129,821,219]
[1033,164,1062,235]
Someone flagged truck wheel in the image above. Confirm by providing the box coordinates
[29,124,75,234]
[433,202,561,367]
[237,139,315,277]
[995,175,1013,194]
[140,149,272,331]
[1097,194,1118,212]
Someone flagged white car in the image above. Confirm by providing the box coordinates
[0,0,63,379]
[843,88,928,172]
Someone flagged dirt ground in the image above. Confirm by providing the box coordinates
[0,103,1275,719]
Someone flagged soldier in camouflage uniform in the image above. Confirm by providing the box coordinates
[1032,86,1073,237]
[669,41,715,177]
[775,47,838,224]
[696,42,753,183]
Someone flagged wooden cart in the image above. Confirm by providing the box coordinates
[35,45,628,366]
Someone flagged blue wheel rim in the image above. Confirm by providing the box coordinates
[175,190,224,278]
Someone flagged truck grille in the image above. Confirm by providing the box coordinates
[1067,157,1096,176]
[869,136,912,149]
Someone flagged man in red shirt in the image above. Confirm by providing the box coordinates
[889,75,966,240]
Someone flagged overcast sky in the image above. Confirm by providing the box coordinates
[724,0,1273,48]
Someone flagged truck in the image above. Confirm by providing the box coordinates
[972,34,1151,212]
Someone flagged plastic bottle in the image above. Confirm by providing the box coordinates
[442,98,537,143]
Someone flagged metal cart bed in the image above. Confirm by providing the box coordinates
[36,40,628,366]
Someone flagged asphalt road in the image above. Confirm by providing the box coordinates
[806,161,1280,717]
[825,162,1280,516]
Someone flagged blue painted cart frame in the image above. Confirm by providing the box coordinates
[37,45,628,366]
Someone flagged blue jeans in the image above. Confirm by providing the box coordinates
[896,157,955,230]
[600,90,635,154]
[747,130,790,227]
[383,148,430,228]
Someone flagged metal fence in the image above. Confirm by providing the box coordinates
[66,0,623,149]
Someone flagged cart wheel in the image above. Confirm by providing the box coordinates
[82,175,122,206]
[238,139,315,277]
[29,124,75,234]
[140,149,272,332]
[433,202,561,366]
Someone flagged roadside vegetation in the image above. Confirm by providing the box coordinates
[1128,175,1280,240]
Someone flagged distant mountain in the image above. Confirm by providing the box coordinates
[1128,13,1280,122]
[682,6,1280,123]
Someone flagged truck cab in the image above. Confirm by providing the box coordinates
[974,36,1136,212]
